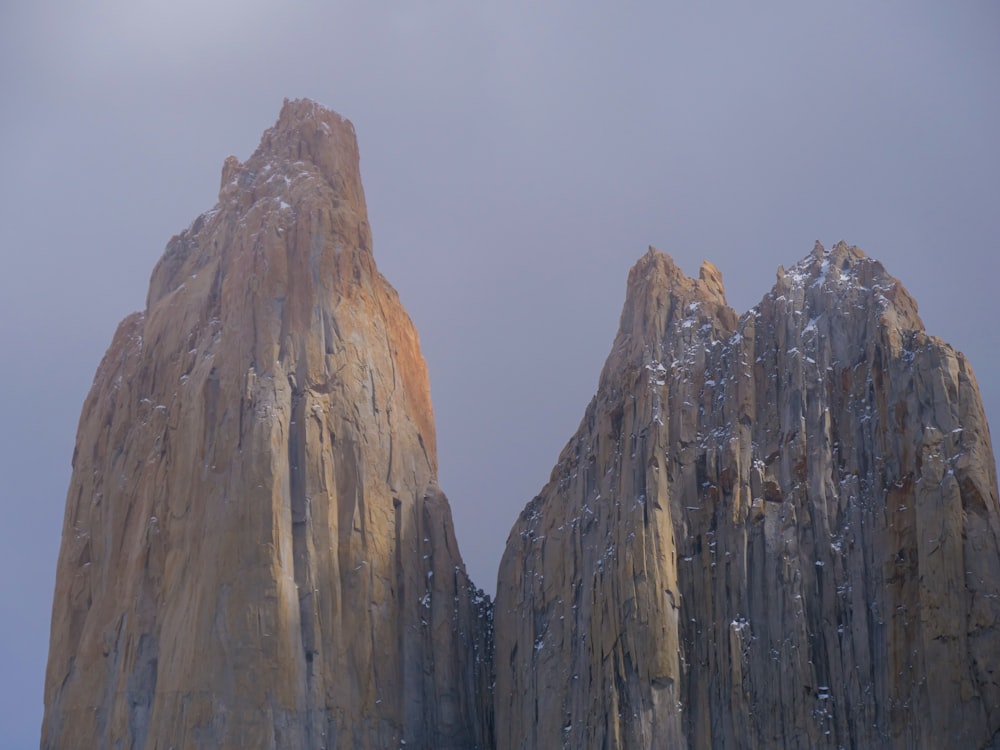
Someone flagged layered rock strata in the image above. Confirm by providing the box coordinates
[43,100,492,750]
[494,243,1000,749]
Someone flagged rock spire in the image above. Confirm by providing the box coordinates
[43,98,1000,749]
[493,242,1000,749]
[42,99,492,750]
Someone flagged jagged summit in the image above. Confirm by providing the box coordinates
[772,240,922,327]
[604,247,735,390]
[616,242,927,381]
[496,242,1000,748]
[626,246,728,307]
[218,98,366,211]
[148,99,373,311]
[43,94,1000,749]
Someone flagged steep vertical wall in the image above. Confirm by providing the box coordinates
[494,243,1000,749]
[42,100,492,750]
[43,97,1000,750]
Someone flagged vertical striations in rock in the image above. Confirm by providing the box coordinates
[43,99,493,750]
[494,242,1000,749]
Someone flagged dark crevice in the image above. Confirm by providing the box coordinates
[287,385,316,684]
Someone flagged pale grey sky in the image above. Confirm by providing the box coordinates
[2,3,998,745]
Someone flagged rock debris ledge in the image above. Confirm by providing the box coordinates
[42,99,493,750]
[494,243,1000,749]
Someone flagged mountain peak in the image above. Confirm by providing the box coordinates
[44,97,1000,749]
[44,101,492,749]
[216,98,366,237]
[771,241,923,339]
[149,99,373,311]
[496,241,1000,749]
[597,247,737,394]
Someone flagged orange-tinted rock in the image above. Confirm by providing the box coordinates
[42,99,492,750]
[43,97,1000,750]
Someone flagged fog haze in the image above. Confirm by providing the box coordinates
[2,3,998,745]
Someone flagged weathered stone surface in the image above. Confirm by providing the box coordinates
[43,97,1000,750]
[42,99,492,750]
[494,242,1000,748]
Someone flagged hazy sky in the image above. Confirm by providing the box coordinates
[2,3,998,745]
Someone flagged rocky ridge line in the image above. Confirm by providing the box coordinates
[42,98,1000,750]
[494,242,1000,749]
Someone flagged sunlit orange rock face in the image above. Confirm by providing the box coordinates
[42,99,492,750]
[494,243,1000,749]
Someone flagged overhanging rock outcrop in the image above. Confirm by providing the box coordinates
[42,100,492,750]
[494,243,1000,749]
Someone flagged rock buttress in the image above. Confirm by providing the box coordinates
[493,242,1000,749]
[42,99,494,750]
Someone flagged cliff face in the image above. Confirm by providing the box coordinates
[42,100,492,750]
[494,243,1000,749]
[43,97,1000,750]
